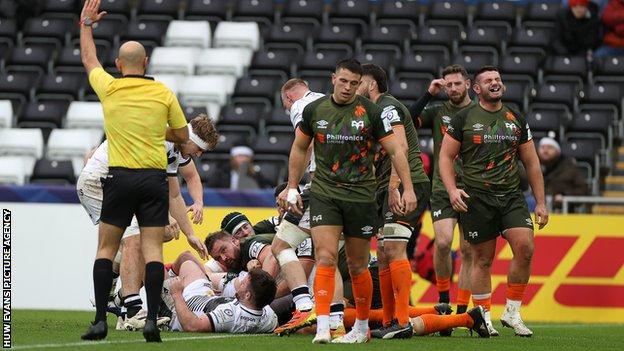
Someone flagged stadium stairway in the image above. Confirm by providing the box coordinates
[593,147,624,214]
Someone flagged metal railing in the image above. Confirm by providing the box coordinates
[561,196,624,214]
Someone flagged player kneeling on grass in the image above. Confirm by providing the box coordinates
[166,258,278,333]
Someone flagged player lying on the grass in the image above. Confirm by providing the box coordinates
[78,114,218,328]
[165,257,278,333]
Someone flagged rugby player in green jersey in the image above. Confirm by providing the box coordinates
[279,59,416,344]
[411,65,476,335]
[439,66,549,337]
[355,64,430,339]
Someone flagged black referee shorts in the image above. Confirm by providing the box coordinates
[100,167,169,228]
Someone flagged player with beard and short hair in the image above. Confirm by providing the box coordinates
[409,65,476,336]
[439,66,549,337]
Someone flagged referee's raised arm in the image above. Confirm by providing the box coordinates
[79,0,188,343]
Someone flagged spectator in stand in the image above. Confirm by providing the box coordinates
[595,0,624,56]
[552,0,602,55]
[537,137,589,210]
[206,145,273,190]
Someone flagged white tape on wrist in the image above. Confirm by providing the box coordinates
[286,188,299,204]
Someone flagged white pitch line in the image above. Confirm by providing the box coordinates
[12,333,268,350]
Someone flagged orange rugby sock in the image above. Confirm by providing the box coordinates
[436,276,451,292]
[457,288,471,306]
[378,267,394,326]
[350,270,373,321]
[472,294,491,312]
[419,313,473,335]
[314,265,335,316]
[390,259,412,325]
[409,306,438,317]
[506,283,527,302]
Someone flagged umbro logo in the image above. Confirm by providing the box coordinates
[472,123,484,131]
[385,211,393,220]
[361,226,374,235]
[442,116,451,124]
[316,120,329,129]
[468,231,479,238]
[525,218,533,226]
[433,209,442,218]
[312,215,323,222]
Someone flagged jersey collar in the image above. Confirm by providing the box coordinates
[121,74,155,80]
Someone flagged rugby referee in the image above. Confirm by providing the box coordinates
[79,0,189,342]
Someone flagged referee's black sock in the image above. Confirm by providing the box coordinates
[438,290,450,304]
[456,304,468,314]
[93,258,113,322]
[145,261,164,322]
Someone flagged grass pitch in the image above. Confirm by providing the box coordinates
[11,310,624,351]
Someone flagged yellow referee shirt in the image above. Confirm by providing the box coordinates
[88,67,187,170]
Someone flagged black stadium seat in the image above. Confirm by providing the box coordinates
[595,56,624,76]
[187,0,229,21]
[122,20,168,46]
[427,1,468,23]
[543,55,588,79]
[316,22,360,47]
[42,0,78,14]
[377,0,420,23]
[30,159,76,185]
[253,132,294,156]
[524,2,561,22]
[363,22,412,48]
[510,25,551,49]
[474,1,517,24]
[234,74,284,102]
[265,107,292,127]
[234,0,275,22]
[300,48,349,72]
[18,99,68,129]
[212,129,255,154]
[398,47,448,76]
[137,0,181,19]
[251,48,299,74]
[415,22,461,50]
[99,0,132,17]
[389,74,433,103]
[534,80,579,110]
[526,105,568,139]
[219,102,266,130]
[266,22,314,48]
[0,18,17,40]
[355,48,397,72]
[22,17,71,43]
[500,53,541,79]
[282,0,324,22]
[329,0,370,23]
[36,72,83,100]
[581,82,622,107]
[0,72,37,99]
[252,157,287,187]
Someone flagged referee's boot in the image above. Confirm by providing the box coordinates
[81,320,108,340]
[143,319,162,343]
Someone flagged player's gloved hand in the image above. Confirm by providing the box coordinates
[286,188,303,216]
[534,203,549,229]
[401,188,417,214]
[449,188,470,213]
[186,234,208,260]
[388,188,403,215]
[187,202,204,224]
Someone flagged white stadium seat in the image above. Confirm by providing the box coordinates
[164,20,211,48]
[46,129,103,160]
[196,48,253,77]
[148,47,201,75]
[65,101,104,129]
[0,128,44,158]
[213,21,260,50]
[179,75,236,106]
[0,100,13,128]
[0,156,35,185]
[153,74,184,94]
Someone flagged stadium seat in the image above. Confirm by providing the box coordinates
[197,48,253,77]
[212,129,255,154]
[427,1,468,23]
[562,137,601,172]
[377,0,420,23]
[30,158,75,185]
[414,22,461,51]
[233,73,284,102]
[148,47,200,75]
[543,56,588,79]
[153,74,184,94]
[568,110,613,150]
[524,2,561,22]
[398,46,449,76]
[0,38,12,64]
[300,72,332,94]
[6,45,54,72]
[0,128,44,158]
[282,0,324,23]
[42,0,77,13]
[22,17,70,44]
[452,47,498,74]
[534,80,580,110]
[90,18,126,45]
[0,72,37,100]
[581,82,622,108]
[594,56,624,76]
[213,21,260,50]
[219,101,267,130]
[501,79,530,112]
[510,25,551,49]
[389,74,434,103]
[186,0,229,21]
[233,0,275,23]
[99,0,132,17]
[474,2,517,25]
[137,0,181,20]
[462,24,508,51]
[0,18,17,40]
[355,48,397,72]
[36,72,83,100]
[251,47,299,74]
[65,101,104,129]
[55,46,86,70]
[316,22,360,47]
[182,103,221,122]
[0,156,35,185]
[197,157,226,184]
[300,48,351,72]
[179,75,237,106]
[253,132,294,156]
[46,129,103,160]
[18,100,68,129]
[164,20,211,48]
[0,100,13,128]
[252,156,287,187]
[364,21,413,48]
[266,21,314,48]
[500,53,541,80]
[526,104,568,140]
[265,107,292,127]
[122,20,169,46]
[329,0,370,23]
